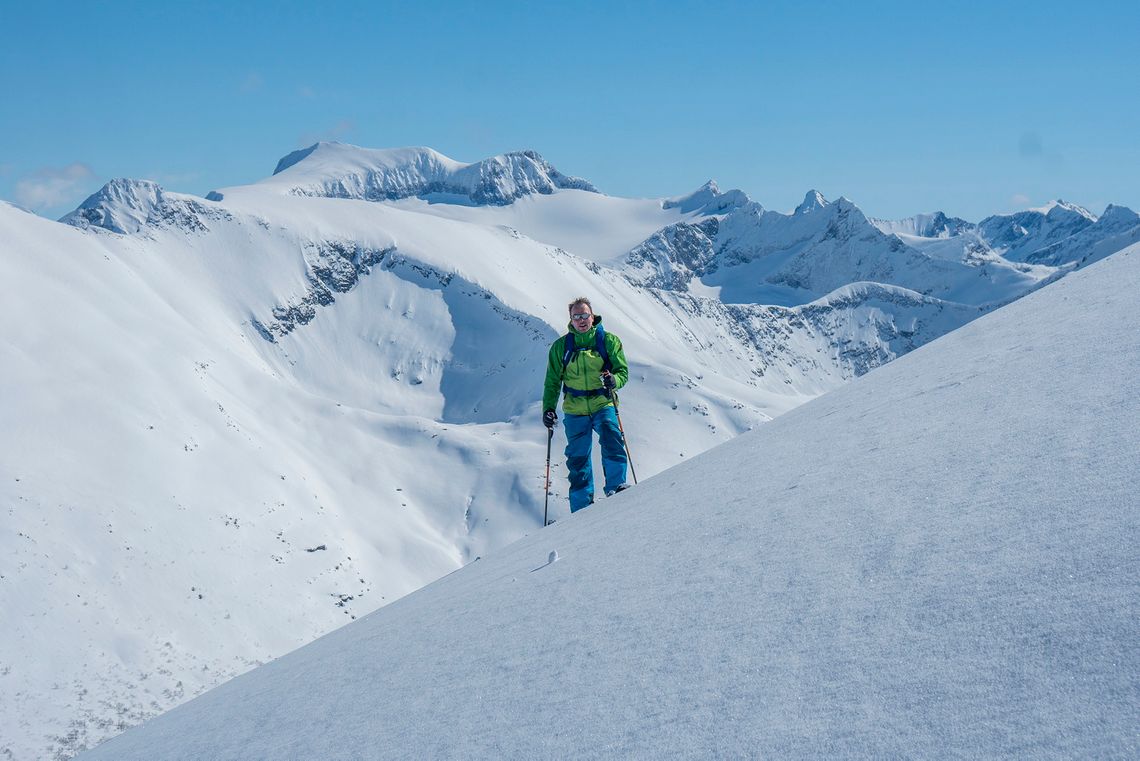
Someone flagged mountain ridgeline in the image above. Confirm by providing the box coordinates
[212,142,598,206]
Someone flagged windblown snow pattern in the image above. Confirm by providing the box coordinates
[80,245,1140,759]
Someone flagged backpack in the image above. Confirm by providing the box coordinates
[561,324,611,372]
[561,324,612,398]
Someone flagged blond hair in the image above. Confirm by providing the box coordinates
[568,296,592,314]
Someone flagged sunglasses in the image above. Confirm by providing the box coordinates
[571,313,592,321]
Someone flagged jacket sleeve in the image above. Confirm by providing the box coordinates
[607,333,629,391]
[542,337,565,411]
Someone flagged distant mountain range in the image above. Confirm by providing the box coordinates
[3,141,1138,759]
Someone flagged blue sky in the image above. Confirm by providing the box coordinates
[2,0,1137,221]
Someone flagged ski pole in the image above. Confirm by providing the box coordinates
[543,426,554,526]
[611,391,638,485]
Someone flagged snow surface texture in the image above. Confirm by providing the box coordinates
[81,244,1140,760]
[3,142,1139,759]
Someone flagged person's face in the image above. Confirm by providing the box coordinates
[570,304,593,333]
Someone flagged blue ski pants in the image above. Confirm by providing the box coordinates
[563,406,628,512]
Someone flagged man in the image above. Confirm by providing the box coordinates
[542,296,630,512]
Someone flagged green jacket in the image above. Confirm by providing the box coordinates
[543,316,629,416]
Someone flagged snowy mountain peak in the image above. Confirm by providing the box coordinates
[663,180,751,214]
[273,143,317,175]
[794,189,828,215]
[60,177,233,237]
[273,142,338,175]
[870,211,974,239]
[272,142,461,178]
[1022,203,1140,267]
[828,196,869,225]
[59,178,165,234]
[1099,204,1139,225]
[1034,198,1097,222]
[694,179,721,196]
[243,142,597,206]
[979,201,1099,261]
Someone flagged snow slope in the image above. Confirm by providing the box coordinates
[4,142,1138,759]
[384,190,692,263]
[1,200,542,757]
[1,178,971,758]
[81,244,1140,760]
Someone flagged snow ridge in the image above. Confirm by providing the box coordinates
[871,210,973,238]
[978,201,1098,261]
[663,180,751,214]
[626,193,1047,309]
[60,178,165,234]
[1024,203,1140,267]
[61,178,232,235]
[794,189,828,215]
[242,142,598,206]
[623,217,720,291]
[251,241,395,341]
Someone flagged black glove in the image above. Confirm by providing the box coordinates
[601,373,617,392]
[543,409,557,429]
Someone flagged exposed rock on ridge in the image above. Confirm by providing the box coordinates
[62,178,231,235]
[253,143,598,206]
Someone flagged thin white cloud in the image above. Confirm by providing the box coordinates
[1010,194,1032,208]
[298,85,317,99]
[15,163,96,210]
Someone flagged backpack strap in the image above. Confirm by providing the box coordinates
[561,333,577,368]
[595,324,612,372]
